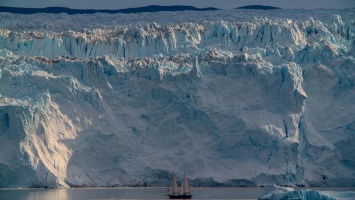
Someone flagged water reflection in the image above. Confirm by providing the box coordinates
[1,188,172,200]
[26,189,68,200]
[0,187,265,200]
[0,188,69,200]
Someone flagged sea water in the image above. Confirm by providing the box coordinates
[0,187,354,200]
[0,187,263,200]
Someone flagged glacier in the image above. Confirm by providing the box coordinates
[0,9,354,188]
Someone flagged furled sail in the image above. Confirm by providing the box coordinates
[172,172,179,194]
[183,172,190,194]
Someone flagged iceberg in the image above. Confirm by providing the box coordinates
[259,185,355,200]
[0,9,354,188]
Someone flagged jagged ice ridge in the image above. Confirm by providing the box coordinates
[0,9,354,188]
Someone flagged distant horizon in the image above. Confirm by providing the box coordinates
[1,5,220,10]
[0,0,354,10]
[0,4,354,11]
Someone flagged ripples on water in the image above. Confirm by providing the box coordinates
[0,187,354,200]
[0,187,264,200]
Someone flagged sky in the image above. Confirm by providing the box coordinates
[0,0,354,9]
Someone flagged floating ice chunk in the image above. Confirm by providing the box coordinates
[259,185,355,200]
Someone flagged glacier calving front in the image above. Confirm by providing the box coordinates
[0,10,354,188]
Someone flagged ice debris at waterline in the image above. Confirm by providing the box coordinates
[0,9,355,188]
[259,185,355,200]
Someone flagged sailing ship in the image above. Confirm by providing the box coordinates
[167,172,192,199]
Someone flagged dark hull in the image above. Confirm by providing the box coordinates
[168,194,192,199]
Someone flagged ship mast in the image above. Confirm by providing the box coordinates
[180,181,184,194]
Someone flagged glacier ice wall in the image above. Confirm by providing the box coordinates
[0,10,354,188]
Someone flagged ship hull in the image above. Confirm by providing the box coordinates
[168,194,192,199]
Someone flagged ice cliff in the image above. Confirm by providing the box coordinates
[0,9,354,188]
